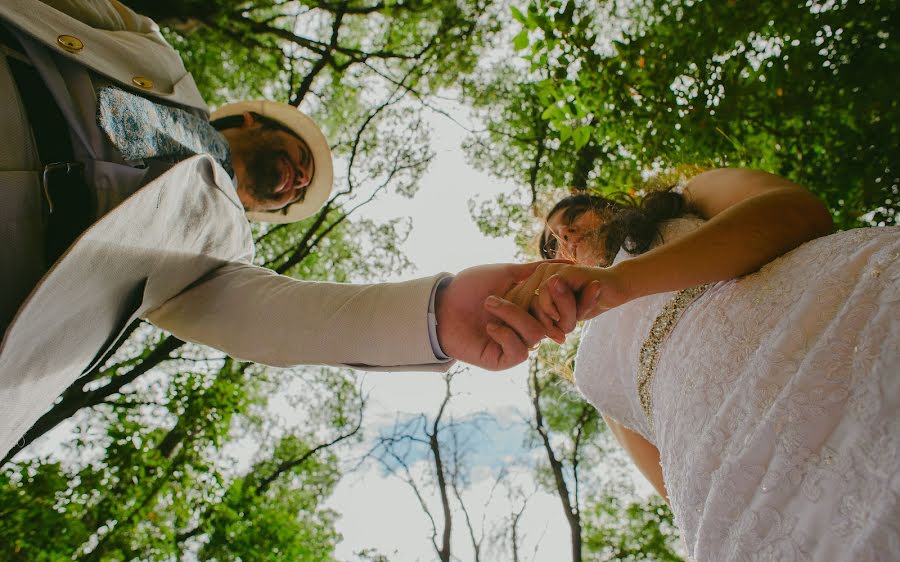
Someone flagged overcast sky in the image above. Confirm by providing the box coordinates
[325,102,578,561]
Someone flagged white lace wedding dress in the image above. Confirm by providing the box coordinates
[574,218,899,561]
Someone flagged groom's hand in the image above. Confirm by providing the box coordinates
[434,263,571,371]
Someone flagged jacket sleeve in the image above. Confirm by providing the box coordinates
[144,262,454,372]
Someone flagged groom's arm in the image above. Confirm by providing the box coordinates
[146,261,563,371]
[145,262,450,370]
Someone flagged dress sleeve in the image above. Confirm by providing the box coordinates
[143,262,454,372]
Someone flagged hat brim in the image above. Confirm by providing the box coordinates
[211,100,334,224]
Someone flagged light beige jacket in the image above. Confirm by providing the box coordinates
[0,0,450,460]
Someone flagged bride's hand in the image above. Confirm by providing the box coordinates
[537,264,633,322]
[501,261,575,341]
[502,261,572,308]
[503,260,576,336]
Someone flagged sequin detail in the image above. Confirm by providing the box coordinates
[637,284,711,433]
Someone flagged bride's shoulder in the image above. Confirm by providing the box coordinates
[610,214,704,266]
[658,214,705,240]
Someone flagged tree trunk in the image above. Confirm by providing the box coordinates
[431,432,452,562]
[571,141,599,193]
[530,362,582,562]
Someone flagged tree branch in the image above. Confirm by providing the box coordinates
[2,335,184,467]
[255,394,365,493]
[529,359,582,562]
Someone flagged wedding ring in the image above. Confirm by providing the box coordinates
[533,288,540,296]
[529,342,540,351]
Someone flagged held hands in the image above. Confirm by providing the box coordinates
[499,262,634,333]
[434,261,632,371]
[434,262,573,371]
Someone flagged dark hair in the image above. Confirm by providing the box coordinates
[210,112,297,136]
[540,189,689,263]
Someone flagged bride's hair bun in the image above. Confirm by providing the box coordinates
[605,190,688,258]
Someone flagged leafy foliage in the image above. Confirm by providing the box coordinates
[585,495,683,561]
[468,0,899,229]
[0,353,364,560]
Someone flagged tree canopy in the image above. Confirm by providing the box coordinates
[466,0,898,234]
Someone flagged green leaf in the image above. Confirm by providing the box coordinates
[513,29,530,51]
[573,126,592,149]
[510,6,527,24]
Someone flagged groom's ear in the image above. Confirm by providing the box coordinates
[242,111,259,128]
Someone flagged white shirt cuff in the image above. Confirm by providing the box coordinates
[427,274,454,361]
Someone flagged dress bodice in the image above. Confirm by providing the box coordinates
[574,216,707,442]
[573,220,900,561]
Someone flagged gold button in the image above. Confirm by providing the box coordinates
[56,34,84,53]
[131,76,154,90]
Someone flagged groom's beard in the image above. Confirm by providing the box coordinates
[242,147,290,203]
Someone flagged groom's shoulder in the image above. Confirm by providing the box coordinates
[0,0,208,112]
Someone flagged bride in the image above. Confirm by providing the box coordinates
[498,168,899,561]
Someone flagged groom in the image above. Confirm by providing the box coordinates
[0,0,572,460]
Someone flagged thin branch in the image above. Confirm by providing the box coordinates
[451,465,482,562]
[377,447,440,552]
[311,0,389,15]
[255,395,365,493]
[238,14,420,62]
[2,335,184,466]
[569,405,594,520]
[527,123,548,212]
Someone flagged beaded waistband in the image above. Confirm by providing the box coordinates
[637,284,712,434]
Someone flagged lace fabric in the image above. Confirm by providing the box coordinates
[574,219,900,561]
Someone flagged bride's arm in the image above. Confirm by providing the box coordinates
[525,168,834,321]
[603,415,669,504]
[619,168,833,300]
